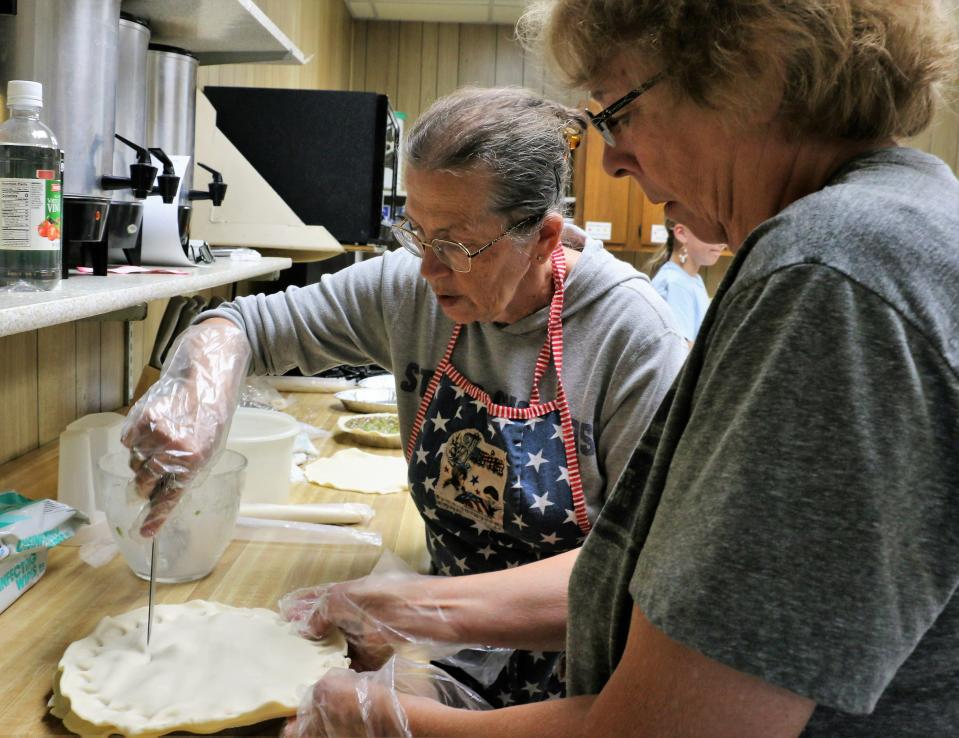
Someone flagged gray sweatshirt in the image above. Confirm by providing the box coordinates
[206,240,687,518]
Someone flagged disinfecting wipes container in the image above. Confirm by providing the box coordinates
[0,492,87,614]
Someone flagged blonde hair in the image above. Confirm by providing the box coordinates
[519,0,959,140]
[644,218,676,278]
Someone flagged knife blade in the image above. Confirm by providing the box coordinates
[147,536,158,645]
[144,473,173,647]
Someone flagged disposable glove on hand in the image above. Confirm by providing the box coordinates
[121,320,251,537]
[281,656,490,738]
[279,570,458,672]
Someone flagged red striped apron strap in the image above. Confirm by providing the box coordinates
[530,247,568,403]
[529,341,551,405]
[546,248,590,533]
[406,323,462,460]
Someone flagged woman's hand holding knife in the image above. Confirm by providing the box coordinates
[122,318,252,537]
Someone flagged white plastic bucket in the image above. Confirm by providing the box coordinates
[226,408,299,504]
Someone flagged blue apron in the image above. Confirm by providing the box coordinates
[407,246,591,705]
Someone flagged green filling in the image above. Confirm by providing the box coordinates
[347,415,399,434]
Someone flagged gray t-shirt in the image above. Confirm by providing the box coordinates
[205,239,687,518]
[566,147,959,736]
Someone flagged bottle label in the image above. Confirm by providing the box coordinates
[0,174,62,252]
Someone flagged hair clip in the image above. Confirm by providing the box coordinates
[563,124,583,151]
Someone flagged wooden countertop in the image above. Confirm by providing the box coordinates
[0,393,426,737]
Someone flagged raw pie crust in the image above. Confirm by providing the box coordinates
[49,600,349,737]
[304,448,409,494]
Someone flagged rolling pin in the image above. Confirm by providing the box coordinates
[238,503,374,526]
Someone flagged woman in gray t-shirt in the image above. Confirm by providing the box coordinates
[280,1,959,736]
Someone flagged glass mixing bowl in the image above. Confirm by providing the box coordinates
[96,451,246,583]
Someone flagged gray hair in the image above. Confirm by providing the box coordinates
[405,87,586,234]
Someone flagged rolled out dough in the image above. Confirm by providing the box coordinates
[50,600,349,738]
[238,502,375,525]
[304,448,409,495]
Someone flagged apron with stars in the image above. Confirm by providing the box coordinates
[407,246,590,706]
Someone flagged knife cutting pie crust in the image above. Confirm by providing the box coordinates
[49,600,349,737]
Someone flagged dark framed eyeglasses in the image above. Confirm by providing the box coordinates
[391,214,540,273]
[587,71,667,146]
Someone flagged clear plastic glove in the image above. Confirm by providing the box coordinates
[240,374,289,411]
[560,221,589,250]
[121,319,251,537]
[279,551,511,682]
[279,552,458,672]
[281,656,490,738]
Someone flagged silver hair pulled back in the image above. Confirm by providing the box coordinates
[405,87,587,237]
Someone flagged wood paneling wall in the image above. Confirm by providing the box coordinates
[0,322,126,465]
[906,92,959,176]
[349,20,580,125]
[197,0,354,91]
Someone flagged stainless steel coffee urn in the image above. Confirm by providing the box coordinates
[106,13,152,264]
[107,13,179,266]
[0,0,159,276]
[146,44,227,254]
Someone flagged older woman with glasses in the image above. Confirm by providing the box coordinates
[122,86,686,706]
[279,1,959,736]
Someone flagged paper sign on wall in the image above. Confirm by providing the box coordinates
[585,221,612,241]
[650,224,669,244]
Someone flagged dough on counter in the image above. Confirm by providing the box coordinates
[238,502,375,525]
[304,448,409,494]
[50,600,349,738]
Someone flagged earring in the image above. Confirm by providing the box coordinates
[537,255,545,262]
[678,247,688,265]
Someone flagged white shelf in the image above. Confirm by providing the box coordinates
[0,257,291,338]
[120,0,307,66]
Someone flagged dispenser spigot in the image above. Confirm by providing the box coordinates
[101,134,158,199]
[188,162,228,206]
[148,148,180,204]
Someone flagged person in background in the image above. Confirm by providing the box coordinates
[647,219,726,344]
[280,0,959,735]
[122,87,686,709]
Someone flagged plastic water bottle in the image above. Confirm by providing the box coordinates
[0,80,63,291]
